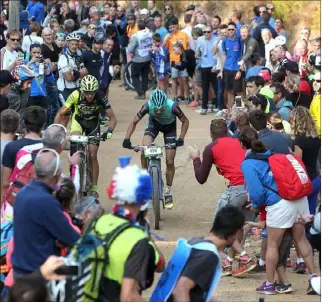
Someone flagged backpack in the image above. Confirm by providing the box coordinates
[0,221,13,281]
[48,218,132,302]
[4,152,38,206]
[246,153,312,200]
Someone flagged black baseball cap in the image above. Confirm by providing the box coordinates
[0,70,16,87]
[186,4,196,11]
[284,61,299,74]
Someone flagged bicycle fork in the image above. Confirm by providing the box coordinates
[148,159,164,202]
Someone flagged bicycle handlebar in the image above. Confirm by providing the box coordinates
[131,143,177,152]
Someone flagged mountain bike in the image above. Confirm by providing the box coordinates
[123,60,157,91]
[132,142,176,230]
[69,134,104,198]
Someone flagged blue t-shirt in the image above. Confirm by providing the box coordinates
[197,36,217,68]
[155,27,168,42]
[222,36,242,71]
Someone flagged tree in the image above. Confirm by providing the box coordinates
[8,0,20,30]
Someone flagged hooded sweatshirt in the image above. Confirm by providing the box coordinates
[28,1,45,23]
[276,98,293,121]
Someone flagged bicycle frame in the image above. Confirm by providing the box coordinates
[147,157,163,202]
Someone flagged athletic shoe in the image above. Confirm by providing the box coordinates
[276,283,294,294]
[222,258,233,276]
[177,95,185,102]
[256,282,277,295]
[252,261,266,273]
[207,107,214,113]
[232,261,257,277]
[200,109,207,115]
[164,194,174,209]
[293,262,306,274]
[195,107,202,113]
[215,110,223,117]
[187,101,199,108]
[286,258,292,268]
[239,253,253,264]
[307,282,316,295]
[185,97,191,105]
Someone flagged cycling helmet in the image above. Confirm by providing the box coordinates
[80,75,99,93]
[11,65,35,82]
[66,32,81,41]
[149,89,167,110]
[93,32,106,44]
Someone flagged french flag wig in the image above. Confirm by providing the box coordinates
[107,165,153,205]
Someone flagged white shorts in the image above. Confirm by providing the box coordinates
[266,197,310,228]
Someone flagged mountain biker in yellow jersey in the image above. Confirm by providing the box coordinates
[54,75,117,197]
[122,89,189,209]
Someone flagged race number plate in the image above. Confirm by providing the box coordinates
[144,146,162,157]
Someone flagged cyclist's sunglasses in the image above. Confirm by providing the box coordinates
[83,91,97,95]
[36,148,61,176]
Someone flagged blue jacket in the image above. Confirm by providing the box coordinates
[12,180,80,274]
[241,150,281,209]
[276,98,293,121]
[113,15,127,47]
[20,10,29,30]
[25,61,54,96]
[27,1,45,23]
[151,45,169,74]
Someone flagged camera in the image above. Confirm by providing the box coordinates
[37,55,44,63]
[55,257,81,277]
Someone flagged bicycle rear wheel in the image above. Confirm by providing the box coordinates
[150,166,160,230]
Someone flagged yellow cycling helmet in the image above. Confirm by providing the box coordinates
[80,75,99,93]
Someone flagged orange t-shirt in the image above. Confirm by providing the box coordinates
[127,24,139,39]
[167,31,189,63]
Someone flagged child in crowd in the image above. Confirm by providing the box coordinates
[55,32,66,54]
[151,33,169,93]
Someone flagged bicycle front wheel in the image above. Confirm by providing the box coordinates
[150,166,160,230]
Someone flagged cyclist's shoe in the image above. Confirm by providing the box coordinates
[232,261,256,277]
[276,283,294,294]
[222,258,233,276]
[293,262,306,274]
[164,194,174,209]
[256,281,277,295]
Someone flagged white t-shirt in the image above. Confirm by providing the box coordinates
[0,47,18,70]
[57,54,79,91]
[22,35,43,53]
[181,26,195,51]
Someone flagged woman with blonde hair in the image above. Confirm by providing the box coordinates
[291,106,320,215]
[284,73,311,108]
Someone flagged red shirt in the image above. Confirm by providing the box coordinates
[193,137,246,186]
[299,79,312,97]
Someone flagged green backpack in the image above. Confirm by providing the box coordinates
[48,217,131,302]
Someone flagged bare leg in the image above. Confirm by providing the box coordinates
[88,144,99,185]
[276,266,289,285]
[165,148,176,187]
[172,78,178,98]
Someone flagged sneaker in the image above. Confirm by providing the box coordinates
[232,261,257,277]
[177,95,185,102]
[134,94,145,100]
[276,284,294,294]
[239,253,253,264]
[252,261,266,273]
[222,258,233,276]
[185,97,191,105]
[207,107,214,113]
[195,106,202,113]
[164,194,174,209]
[293,262,306,274]
[215,110,223,117]
[286,258,292,268]
[200,109,207,115]
[256,282,277,295]
[187,101,199,108]
[307,276,319,295]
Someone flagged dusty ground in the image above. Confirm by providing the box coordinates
[88,82,320,301]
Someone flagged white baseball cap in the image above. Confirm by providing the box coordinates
[274,35,287,46]
[140,8,149,15]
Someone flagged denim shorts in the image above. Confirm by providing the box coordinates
[171,67,188,79]
[216,185,248,212]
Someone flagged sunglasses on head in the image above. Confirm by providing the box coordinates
[56,32,65,38]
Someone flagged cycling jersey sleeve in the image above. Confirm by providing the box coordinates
[171,103,184,119]
[96,90,111,110]
[64,90,78,109]
[137,102,149,120]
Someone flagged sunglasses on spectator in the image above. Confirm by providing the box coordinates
[313,79,321,83]
[203,31,212,33]
[164,7,171,11]
[9,38,21,42]
[56,32,65,38]
[36,148,61,176]
[228,28,235,31]
[117,10,123,13]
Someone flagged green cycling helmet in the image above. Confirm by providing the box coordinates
[149,89,167,110]
[80,75,99,93]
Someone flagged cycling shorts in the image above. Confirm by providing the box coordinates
[70,114,101,146]
[144,116,176,149]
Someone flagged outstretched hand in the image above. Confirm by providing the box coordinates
[187,145,200,160]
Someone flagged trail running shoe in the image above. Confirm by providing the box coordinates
[222,258,233,276]
[293,262,306,274]
[232,261,257,277]
[164,194,174,209]
[276,283,294,294]
[200,109,207,115]
[239,253,253,264]
[256,282,277,295]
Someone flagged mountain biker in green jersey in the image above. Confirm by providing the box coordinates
[122,89,190,209]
